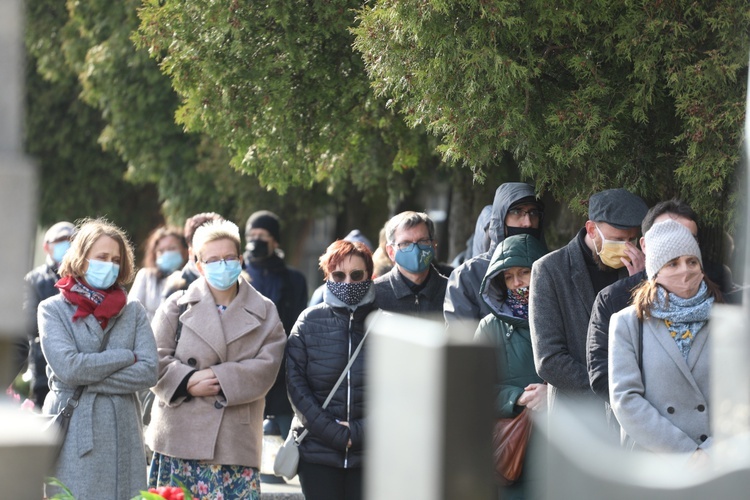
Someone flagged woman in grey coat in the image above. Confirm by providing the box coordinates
[609,220,722,461]
[40,218,158,499]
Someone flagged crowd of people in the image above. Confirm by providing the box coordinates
[16,182,736,499]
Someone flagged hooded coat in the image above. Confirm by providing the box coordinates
[444,183,545,334]
[474,235,547,500]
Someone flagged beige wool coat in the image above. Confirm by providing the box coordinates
[146,276,286,468]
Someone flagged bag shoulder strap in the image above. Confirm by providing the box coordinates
[295,310,383,445]
[174,291,189,343]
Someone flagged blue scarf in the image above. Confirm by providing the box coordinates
[650,281,713,359]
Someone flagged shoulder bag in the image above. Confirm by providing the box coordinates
[492,407,533,485]
[273,310,382,480]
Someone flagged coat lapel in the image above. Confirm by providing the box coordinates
[567,235,596,312]
[180,279,228,362]
[223,281,266,344]
[649,320,704,394]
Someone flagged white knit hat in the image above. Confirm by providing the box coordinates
[645,219,702,279]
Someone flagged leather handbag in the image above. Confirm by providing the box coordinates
[274,310,382,480]
[492,407,533,485]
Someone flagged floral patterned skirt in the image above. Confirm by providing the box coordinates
[148,452,261,500]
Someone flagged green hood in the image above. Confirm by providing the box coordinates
[480,234,547,321]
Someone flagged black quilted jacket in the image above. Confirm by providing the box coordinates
[285,288,377,469]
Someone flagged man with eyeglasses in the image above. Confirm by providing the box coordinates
[529,188,648,421]
[444,182,547,335]
[373,211,448,319]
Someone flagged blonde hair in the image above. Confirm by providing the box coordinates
[59,217,136,286]
[191,219,241,261]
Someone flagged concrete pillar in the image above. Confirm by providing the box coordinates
[365,313,496,500]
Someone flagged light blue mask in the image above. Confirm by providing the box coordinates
[85,259,120,290]
[51,241,71,264]
[156,250,184,274]
[395,243,434,274]
[203,259,242,291]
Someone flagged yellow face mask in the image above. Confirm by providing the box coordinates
[595,225,630,269]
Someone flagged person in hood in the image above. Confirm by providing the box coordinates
[242,209,308,439]
[286,239,377,500]
[474,233,548,499]
[444,182,546,335]
[450,205,492,268]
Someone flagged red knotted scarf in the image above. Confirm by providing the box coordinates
[55,276,127,329]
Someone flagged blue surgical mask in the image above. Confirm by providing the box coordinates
[51,241,71,264]
[203,259,242,291]
[85,259,120,290]
[395,243,434,274]
[156,250,184,274]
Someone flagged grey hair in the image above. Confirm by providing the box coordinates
[385,211,435,244]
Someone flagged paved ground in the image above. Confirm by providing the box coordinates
[260,474,304,499]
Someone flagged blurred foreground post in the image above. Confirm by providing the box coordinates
[366,313,496,499]
[0,1,57,499]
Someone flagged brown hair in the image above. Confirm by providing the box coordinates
[632,277,723,320]
[142,226,188,269]
[319,240,374,280]
[59,217,136,286]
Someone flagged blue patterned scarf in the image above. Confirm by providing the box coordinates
[650,281,713,359]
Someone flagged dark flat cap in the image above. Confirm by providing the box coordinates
[588,188,648,229]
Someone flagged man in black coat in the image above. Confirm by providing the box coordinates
[243,210,308,438]
[374,211,447,320]
[23,221,74,408]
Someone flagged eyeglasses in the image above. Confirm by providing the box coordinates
[330,270,367,282]
[392,239,433,252]
[507,208,543,219]
[201,255,240,265]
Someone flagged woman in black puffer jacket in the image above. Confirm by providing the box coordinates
[286,239,377,500]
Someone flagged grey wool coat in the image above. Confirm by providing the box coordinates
[146,276,286,468]
[39,294,159,500]
[529,230,601,414]
[609,306,711,453]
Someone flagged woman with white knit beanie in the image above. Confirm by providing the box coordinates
[608,219,722,462]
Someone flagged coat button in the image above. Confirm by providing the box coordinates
[700,434,708,442]
[697,405,705,412]
[187,358,197,367]
[667,407,675,414]
[214,401,223,409]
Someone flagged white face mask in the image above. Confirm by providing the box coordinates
[595,225,629,269]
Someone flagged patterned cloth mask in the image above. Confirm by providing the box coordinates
[326,279,372,306]
[505,286,530,319]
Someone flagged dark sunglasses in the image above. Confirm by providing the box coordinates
[330,270,367,282]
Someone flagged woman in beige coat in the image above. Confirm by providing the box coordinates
[146,219,286,499]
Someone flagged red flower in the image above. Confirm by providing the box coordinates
[148,486,185,500]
